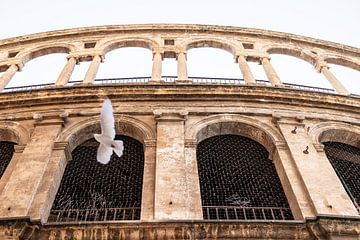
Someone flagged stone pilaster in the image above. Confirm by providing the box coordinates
[154,110,193,219]
[27,141,70,223]
[83,55,103,84]
[140,139,156,220]
[0,118,63,218]
[276,117,358,217]
[184,139,203,219]
[55,56,77,86]
[236,55,256,84]
[0,145,26,196]
[261,56,283,86]
[315,60,349,95]
[150,52,162,82]
[0,64,19,91]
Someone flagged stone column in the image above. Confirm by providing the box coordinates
[150,52,162,82]
[55,56,77,86]
[0,118,63,218]
[140,140,156,220]
[0,64,19,91]
[27,142,70,223]
[261,57,282,86]
[177,52,189,82]
[184,139,203,219]
[276,118,358,217]
[83,55,102,84]
[154,110,194,219]
[237,55,256,84]
[315,60,349,95]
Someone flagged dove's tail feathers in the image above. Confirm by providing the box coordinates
[112,140,124,157]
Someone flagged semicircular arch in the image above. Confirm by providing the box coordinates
[0,121,30,145]
[262,44,317,65]
[57,115,155,152]
[186,114,284,156]
[98,38,160,55]
[309,121,360,149]
[180,37,240,55]
[18,43,77,64]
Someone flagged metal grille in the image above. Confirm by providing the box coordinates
[197,134,293,220]
[48,135,144,222]
[324,141,360,213]
[0,141,15,178]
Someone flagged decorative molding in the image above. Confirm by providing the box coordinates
[154,110,188,122]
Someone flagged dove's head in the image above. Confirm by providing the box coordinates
[94,134,102,143]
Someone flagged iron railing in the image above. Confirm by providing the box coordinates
[1,76,348,96]
[48,207,141,223]
[203,206,292,221]
[3,83,54,92]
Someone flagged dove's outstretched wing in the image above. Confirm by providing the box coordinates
[97,143,113,164]
[100,99,115,139]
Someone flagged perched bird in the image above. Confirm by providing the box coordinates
[94,99,124,164]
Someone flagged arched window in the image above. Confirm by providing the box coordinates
[0,141,15,178]
[323,141,360,213]
[197,134,293,220]
[48,135,144,222]
[6,53,67,89]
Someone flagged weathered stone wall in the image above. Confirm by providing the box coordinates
[0,24,359,239]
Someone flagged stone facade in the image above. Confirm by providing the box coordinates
[0,24,359,239]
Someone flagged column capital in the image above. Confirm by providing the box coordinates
[175,51,187,60]
[69,50,104,62]
[154,110,188,122]
[184,139,197,148]
[314,59,328,73]
[66,55,80,64]
[53,141,72,161]
[144,139,157,147]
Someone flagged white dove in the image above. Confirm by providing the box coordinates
[94,99,124,164]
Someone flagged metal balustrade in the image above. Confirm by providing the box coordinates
[1,76,346,96]
[48,207,141,223]
[203,206,292,221]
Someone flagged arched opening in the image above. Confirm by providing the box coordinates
[187,48,241,82]
[6,53,68,89]
[0,141,15,179]
[196,134,293,220]
[96,47,152,82]
[323,141,360,213]
[270,54,332,89]
[48,135,145,222]
[328,64,360,95]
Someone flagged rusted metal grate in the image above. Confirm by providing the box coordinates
[324,141,360,213]
[197,134,293,220]
[0,141,15,178]
[49,135,144,222]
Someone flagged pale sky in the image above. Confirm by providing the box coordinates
[1,0,359,93]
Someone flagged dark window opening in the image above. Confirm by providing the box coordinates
[84,42,97,49]
[8,52,19,58]
[197,134,293,220]
[164,39,175,45]
[324,141,360,213]
[0,141,15,178]
[48,135,144,222]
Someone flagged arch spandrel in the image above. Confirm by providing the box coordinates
[309,121,360,149]
[186,114,284,156]
[0,121,30,145]
[56,115,155,153]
